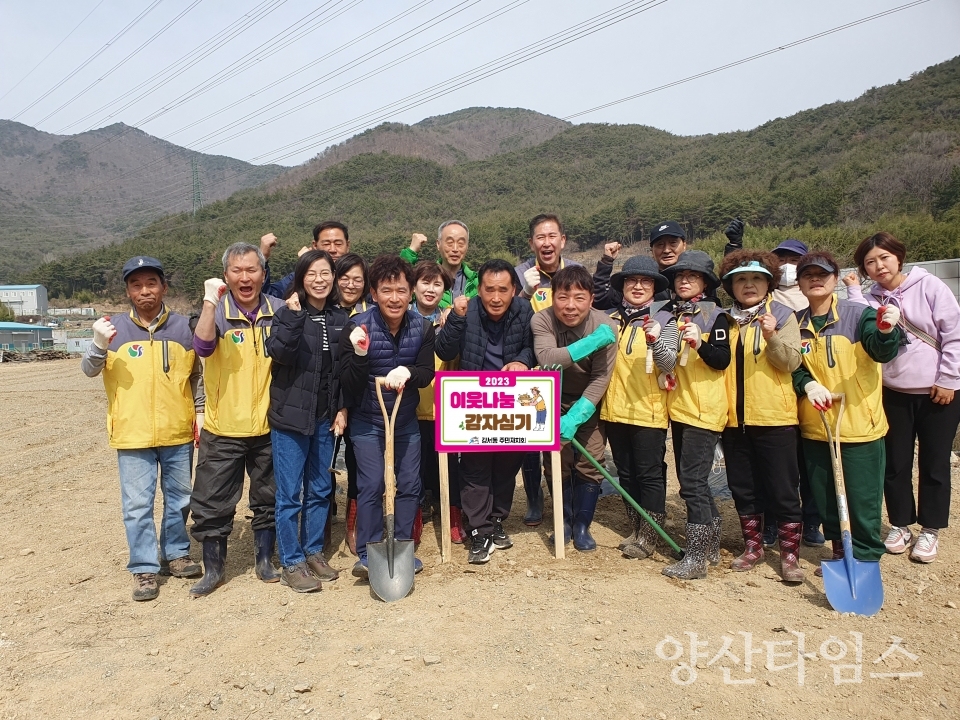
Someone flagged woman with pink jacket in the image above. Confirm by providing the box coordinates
[844,232,960,562]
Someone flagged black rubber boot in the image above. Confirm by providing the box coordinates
[572,482,602,552]
[254,529,281,583]
[522,459,544,527]
[190,538,227,597]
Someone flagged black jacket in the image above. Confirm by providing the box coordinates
[436,296,536,370]
[266,304,348,435]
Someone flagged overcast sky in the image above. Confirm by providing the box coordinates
[1,0,958,167]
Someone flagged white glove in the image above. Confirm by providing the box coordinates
[657,372,677,392]
[92,317,116,350]
[384,366,411,390]
[348,325,369,356]
[643,316,661,343]
[877,305,900,334]
[203,278,227,306]
[522,266,541,295]
[681,323,702,350]
[804,381,833,411]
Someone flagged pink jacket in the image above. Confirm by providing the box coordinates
[846,266,960,393]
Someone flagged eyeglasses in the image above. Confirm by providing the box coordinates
[623,277,654,288]
[305,270,333,280]
[338,276,365,287]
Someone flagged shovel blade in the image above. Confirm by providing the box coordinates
[367,537,415,602]
[821,558,884,616]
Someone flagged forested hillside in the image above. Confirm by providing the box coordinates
[0,121,285,281]
[27,55,960,300]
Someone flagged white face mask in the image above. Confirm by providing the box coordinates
[780,264,798,287]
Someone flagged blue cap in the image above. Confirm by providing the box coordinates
[122,256,165,282]
[723,260,773,280]
[772,238,808,257]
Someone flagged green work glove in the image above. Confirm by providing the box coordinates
[567,324,616,363]
[560,397,596,442]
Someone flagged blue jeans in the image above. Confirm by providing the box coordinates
[272,421,335,568]
[116,443,194,574]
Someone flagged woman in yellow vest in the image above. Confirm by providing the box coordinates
[791,251,903,574]
[718,250,804,582]
[600,255,679,559]
[660,251,731,579]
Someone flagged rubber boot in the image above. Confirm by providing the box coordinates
[707,516,722,566]
[572,482,602,552]
[815,539,843,577]
[547,475,574,545]
[450,506,467,545]
[413,507,423,549]
[627,510,666,560]
[662,523,711,580]
[731,514,764,571]
[345,498,358,556]
[190,538,227,597]
[778,521,805,583]
[254,529,281,583]
[522,456,544,526]
[618,502,643,553]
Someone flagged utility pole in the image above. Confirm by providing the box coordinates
[192,157,203,216]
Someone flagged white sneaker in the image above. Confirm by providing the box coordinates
[910,529,939,563]
[884,526,912,554]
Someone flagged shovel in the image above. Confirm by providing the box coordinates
[818,395,883,616]
[570,438,684,558]
[367,378,415,602]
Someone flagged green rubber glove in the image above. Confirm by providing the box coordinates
[560,397,596,442]
[567,324,616,363]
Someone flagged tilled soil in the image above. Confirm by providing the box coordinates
[1,359,958,720]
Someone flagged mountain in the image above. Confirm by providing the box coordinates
[0,121,285,281]
[28,55,960,300]
[269,107,571,190]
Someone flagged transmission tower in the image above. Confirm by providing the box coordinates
[191,157,203,216]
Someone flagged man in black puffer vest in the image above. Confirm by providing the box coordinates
[436,259,536,564]
[338,255,436,579]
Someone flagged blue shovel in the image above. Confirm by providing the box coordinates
[818,396,884,616]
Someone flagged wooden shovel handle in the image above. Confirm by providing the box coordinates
[375,377,404,516]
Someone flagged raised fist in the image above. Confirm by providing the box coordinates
[297,245,311,258]
[724,217,744,247]
[203,278,227,306]
[285,294,302,312]
[410,233,428,254]
[758,313,777,339]
[604,242,622,260]
[877,305,900,333]
[841,271,859,287]
[260,232,278,259]
[349,324,369,356]
[522,266,541,295]
[452,295,469,317]
[92,317,116,350]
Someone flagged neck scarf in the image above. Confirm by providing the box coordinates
[730,300,764,326]
[620,297,653,322]
[674,293,704,316]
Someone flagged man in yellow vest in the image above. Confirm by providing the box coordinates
[82,256,204,601]
[190,242,282,596]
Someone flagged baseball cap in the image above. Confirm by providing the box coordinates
[649,221,686,244]
[796,255,838,277]
[772,238,808,257]
[122,256,165,282]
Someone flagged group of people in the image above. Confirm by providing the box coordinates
[82,214,960,602]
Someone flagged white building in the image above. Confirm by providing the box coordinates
[0,285,48,317]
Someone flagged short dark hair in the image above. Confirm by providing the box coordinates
[477,258,519,291]
[797,251,840,277]
[552,265,593,294]
[413,260,452,291]
[529,213,564,238]
[313,220,349,244]
[335,252,368,296]
[718,249,782,297]
[854,231,906,276]
[368,254,414,291]
[289,250,338,307]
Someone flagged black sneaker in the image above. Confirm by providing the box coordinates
[491,519,513,549]
[468,534,495,565]
[762,523,777,548]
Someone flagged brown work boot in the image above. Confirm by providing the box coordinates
[281,563,322,593]
[305,552,339,582]
[160,556,202,578]
[132,573,159,602]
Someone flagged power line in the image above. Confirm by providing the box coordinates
[10,0,167,121]
[33,0,206,127]
[0,0,107,103]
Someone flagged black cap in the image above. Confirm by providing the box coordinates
[649,221,686,244]
[122,256,165,282]
[611,254,669,294]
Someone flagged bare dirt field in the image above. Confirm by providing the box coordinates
[1,359,958,720]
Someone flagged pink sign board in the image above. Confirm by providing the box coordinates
[434,370,561,452]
